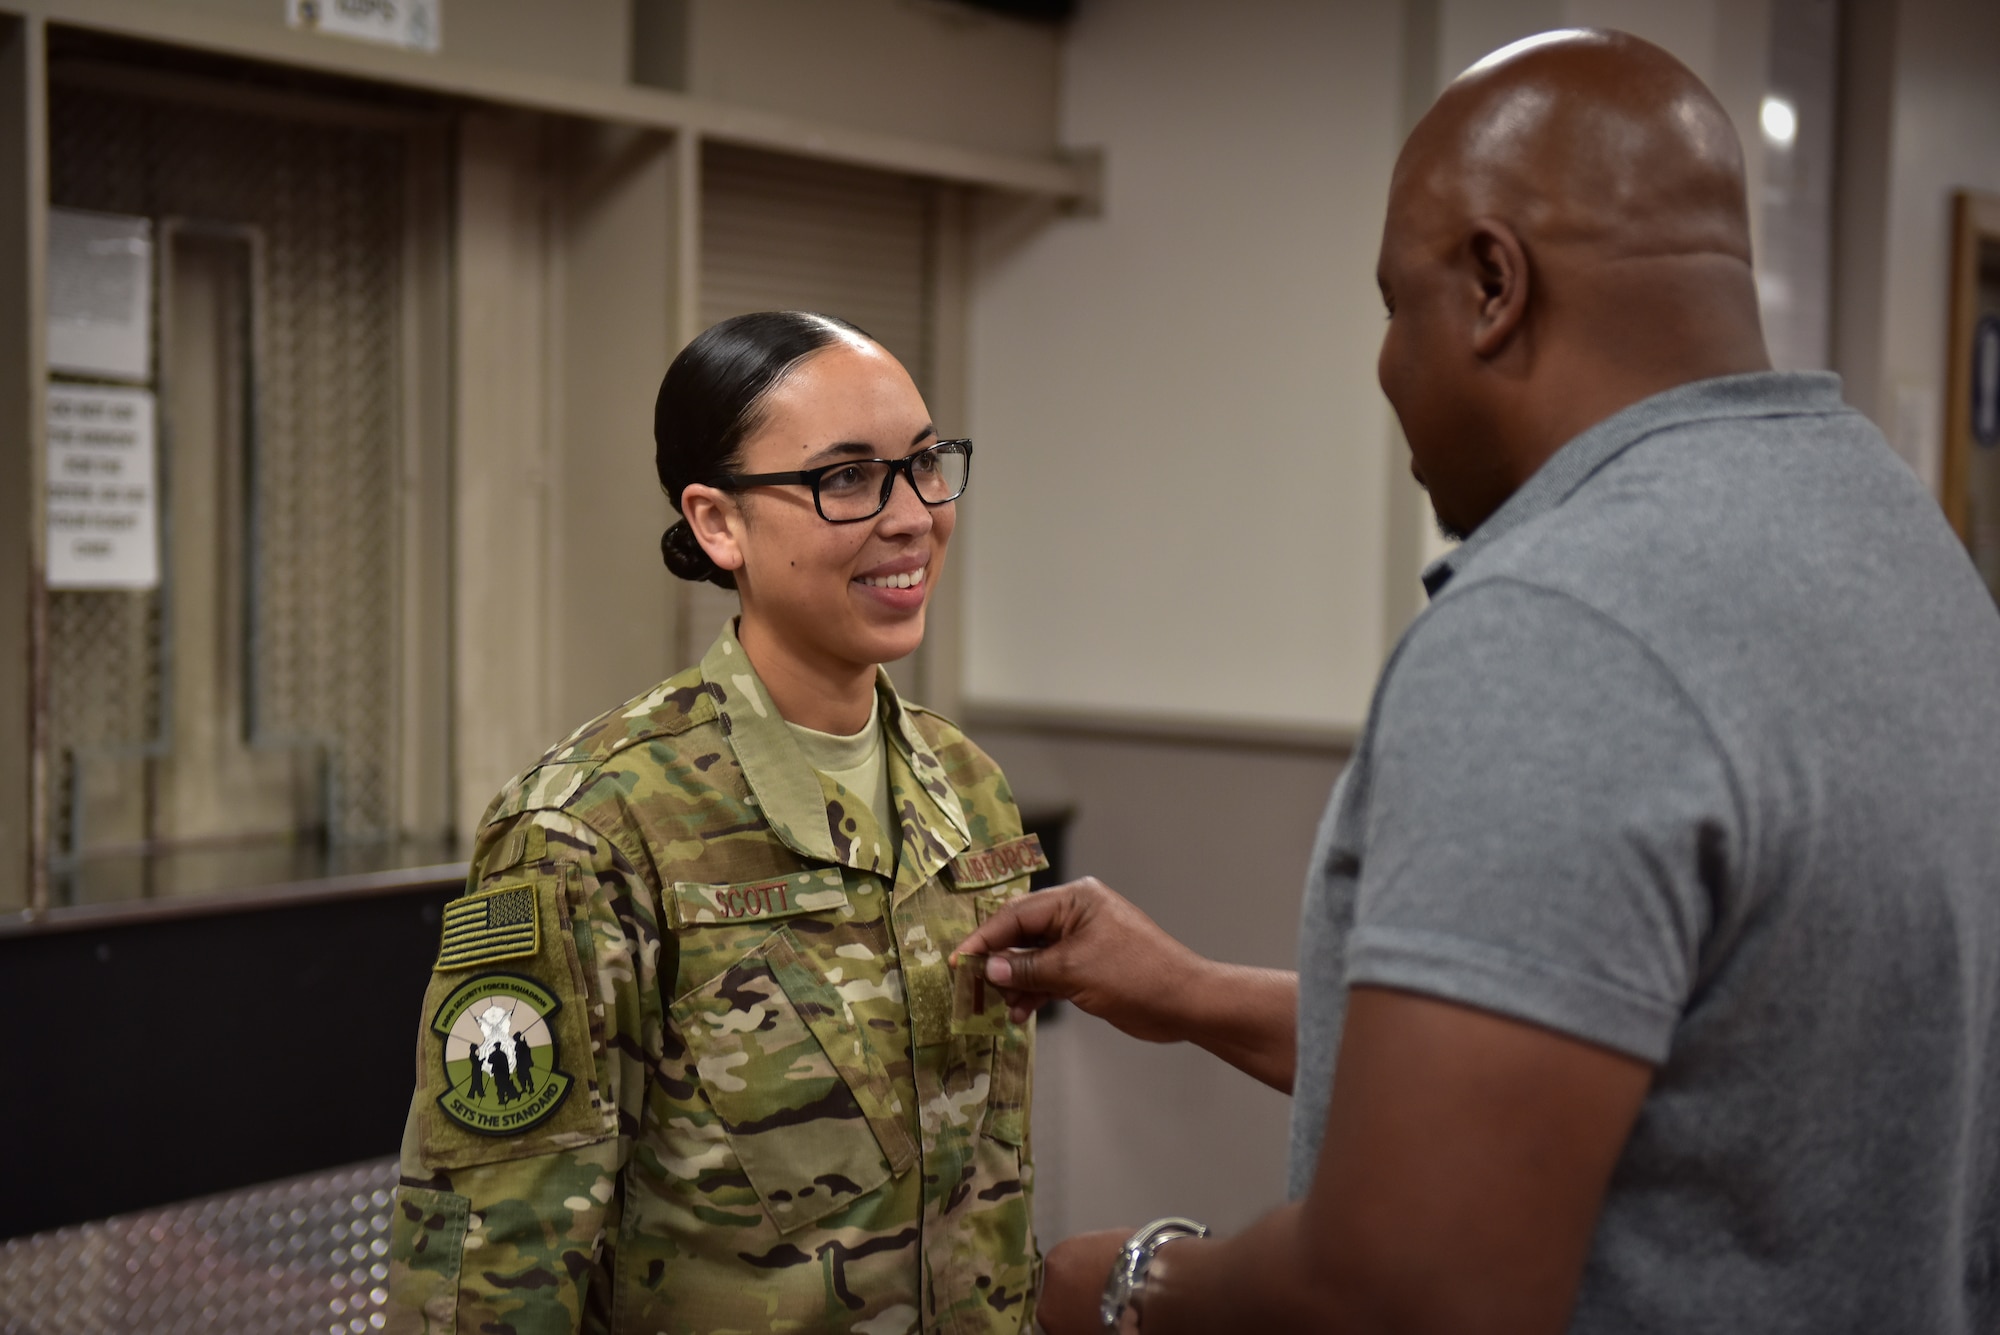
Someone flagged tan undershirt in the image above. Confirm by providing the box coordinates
[787,704,894,843]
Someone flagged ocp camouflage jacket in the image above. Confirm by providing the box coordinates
[387,623,1042,1334]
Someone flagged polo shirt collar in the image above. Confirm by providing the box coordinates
[1420,370,1845,599]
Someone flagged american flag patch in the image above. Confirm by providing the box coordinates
[437,882,540,971]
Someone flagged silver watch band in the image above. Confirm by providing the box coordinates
[1099,1216,1209,1333]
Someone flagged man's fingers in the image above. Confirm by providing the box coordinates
[952,883,1077,960]
[991,983,1052,1025]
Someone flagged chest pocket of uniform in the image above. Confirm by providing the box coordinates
[669,926,918,1233]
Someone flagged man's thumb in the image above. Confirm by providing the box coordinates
[985,948,1047,992]
[987,944,1079,997]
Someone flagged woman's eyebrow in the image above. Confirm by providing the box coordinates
[802,440,878,466]
[801,427,938,467]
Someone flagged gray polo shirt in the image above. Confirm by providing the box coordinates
[1289,373,2000,1331]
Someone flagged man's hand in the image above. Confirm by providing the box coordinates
[952,877,1300,1092]
[1034,1229,1128,1334]
[953,877,1203,1036]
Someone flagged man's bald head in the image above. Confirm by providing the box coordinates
[1377,30,1770,539]
[1399,30,1752,265]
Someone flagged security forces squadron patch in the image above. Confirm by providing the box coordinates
[431,973,574,1136]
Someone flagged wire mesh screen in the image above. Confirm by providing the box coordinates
[49,83,406,845]
[47,588,164,848]
[0,1158,399,1335]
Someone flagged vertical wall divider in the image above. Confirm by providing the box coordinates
[398,121,456,848]
[923,183,971,719]
[547,118,680,731]
[669,126,704,673]
[452,109,557,840]
[0,13,47,916]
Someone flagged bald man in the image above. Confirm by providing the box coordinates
[957,30,2000,1335]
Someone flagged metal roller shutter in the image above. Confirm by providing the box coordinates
[701,142,934,395]
[683,144,943,672]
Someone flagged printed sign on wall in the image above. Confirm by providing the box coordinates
[47,384,160,591]
[286,0,440,54]
[48,208,152,384]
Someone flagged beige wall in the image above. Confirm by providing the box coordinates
[959,0,1777,737]
[975,724,1347,1239]
[1835,0,2000,487]
[964,0,1404,735]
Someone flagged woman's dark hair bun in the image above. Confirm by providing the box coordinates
[661,518,732,590]
[655,310,871,589]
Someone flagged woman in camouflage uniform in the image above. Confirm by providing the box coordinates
[389,313,1043,1334]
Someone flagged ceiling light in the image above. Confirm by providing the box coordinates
[1760,95,1798,148]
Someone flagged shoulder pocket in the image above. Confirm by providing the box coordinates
[416,873,612,1167]
[669,926,916,1233]
[386,1184,466,1332]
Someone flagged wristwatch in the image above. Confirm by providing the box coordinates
[1099,1216,1209,1332]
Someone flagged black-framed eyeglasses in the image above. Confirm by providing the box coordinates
[714,439,972,523]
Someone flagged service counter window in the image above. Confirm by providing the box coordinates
[23,35,979,919]
[41,40,455,910]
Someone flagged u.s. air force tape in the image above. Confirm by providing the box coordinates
[947,833,1050,890]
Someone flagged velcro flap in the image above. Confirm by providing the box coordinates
[946,833,1049,890]
[485,822,546,876]
[668,867,850,929]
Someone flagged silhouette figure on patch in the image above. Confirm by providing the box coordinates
[466,1043,487,1099]
[490,1043,520,1104]
[512,1032,536,1094]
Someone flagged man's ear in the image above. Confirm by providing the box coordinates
[1466,219,1530,360]
[679,483,748,577]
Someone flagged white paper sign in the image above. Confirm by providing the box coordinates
[47,384,160,591]
[287,0,441,53]
[48,208,152,383]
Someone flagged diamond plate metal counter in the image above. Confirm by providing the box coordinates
[0,1158,399,1335]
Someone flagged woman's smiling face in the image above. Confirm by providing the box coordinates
[687,336,953,680]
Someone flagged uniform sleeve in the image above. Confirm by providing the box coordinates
[386,808,663,1335]
[1345,578,1743,1064]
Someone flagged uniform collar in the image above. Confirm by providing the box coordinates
[1421,371,1846,599]
[700,621,968,876]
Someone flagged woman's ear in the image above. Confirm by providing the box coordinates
[679,484,748,577]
